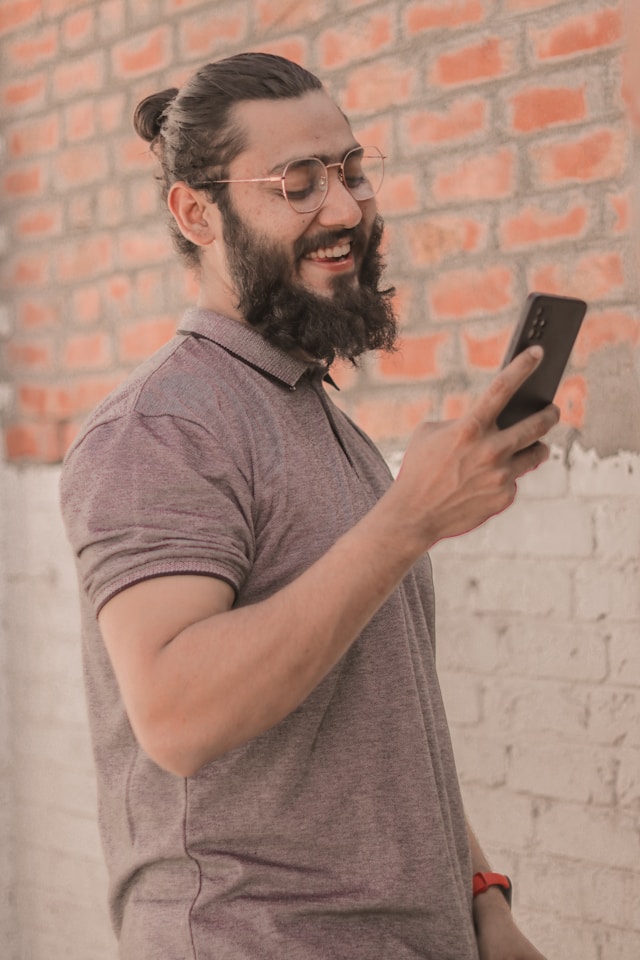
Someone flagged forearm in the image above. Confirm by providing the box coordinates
[144,486,428,774]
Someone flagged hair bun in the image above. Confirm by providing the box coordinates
[133,88,179,142]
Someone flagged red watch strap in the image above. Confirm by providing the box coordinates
[472,872,512,906]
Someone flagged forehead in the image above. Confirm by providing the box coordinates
[230,90,357,171]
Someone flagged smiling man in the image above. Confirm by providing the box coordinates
[61,53,553,960]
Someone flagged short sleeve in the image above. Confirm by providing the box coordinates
[60,410,255,614]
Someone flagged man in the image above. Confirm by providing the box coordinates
[61,53,553,959]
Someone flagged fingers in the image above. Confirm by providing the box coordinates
[511,439,551,478]
[469,345,544,429]
[501,403,560,453]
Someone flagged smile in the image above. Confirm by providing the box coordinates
[306,241,352,262]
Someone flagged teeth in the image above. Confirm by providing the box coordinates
[308,242,351,261]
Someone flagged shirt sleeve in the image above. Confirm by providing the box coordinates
[60,409,255,614]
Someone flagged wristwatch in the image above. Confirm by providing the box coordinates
[472,872,512,908]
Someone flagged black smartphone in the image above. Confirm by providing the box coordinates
[496,292,587,429]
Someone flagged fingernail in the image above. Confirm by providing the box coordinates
[528,345,543,360]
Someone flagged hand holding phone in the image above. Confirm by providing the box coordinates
[496,293,587,429]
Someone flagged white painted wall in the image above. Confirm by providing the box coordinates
[1,449,638,958]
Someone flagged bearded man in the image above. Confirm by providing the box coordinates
[61,53,554,960]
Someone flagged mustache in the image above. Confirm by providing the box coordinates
[294,228,360,260]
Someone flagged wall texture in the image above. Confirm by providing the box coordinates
[1,1,638,959]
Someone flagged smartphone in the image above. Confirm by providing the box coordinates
[496,292,587,429]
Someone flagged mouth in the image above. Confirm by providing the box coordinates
[303,239,355,273]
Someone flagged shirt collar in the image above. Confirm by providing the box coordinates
[178,307,323,389]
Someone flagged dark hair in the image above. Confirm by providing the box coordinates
[133,53,324,269]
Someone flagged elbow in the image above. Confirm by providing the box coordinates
[130,710,228,778]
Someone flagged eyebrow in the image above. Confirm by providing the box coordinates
[267,143,362,175]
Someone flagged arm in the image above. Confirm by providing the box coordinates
[98,347,558,777]
[467,823,548,960]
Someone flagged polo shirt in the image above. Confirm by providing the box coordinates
[60,307,478,960]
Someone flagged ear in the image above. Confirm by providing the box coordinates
[167,182,220,248]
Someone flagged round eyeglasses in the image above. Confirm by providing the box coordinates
[198,145,385,214]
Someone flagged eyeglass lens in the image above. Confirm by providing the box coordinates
[283,147,384,213]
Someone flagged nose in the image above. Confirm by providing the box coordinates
[316,167,363,229]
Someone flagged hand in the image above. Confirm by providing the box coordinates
[391,345,559,550]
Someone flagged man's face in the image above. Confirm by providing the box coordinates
[202,91,397,363]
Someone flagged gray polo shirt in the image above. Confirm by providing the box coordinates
[61,308,477,960]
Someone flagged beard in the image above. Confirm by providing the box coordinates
[217,196,398,366]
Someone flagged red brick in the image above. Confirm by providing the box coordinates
[378,173,420,215]
[572,309,640,367]
[319,13,394,70]
[130,177,161,218]
[104,274,133,313]
[0,0,40,36]
[71,286,101,326]
[117,229,173,268]
[68,193,94,229]
[442,391,473,420]
[98,184,126,227]
[3,251,50,288]
[4,25,57,68]
[54,144,109,190]
[135,269,165,313]
[430,36,514,88]
[99,93,126,134]
[462,326,511,369]
[53,52,104,99]
[45,0,87,15]
[2,164,44,199]
[353,117,394,156]
[98,0,125,40]
[500,203,588,250]
[63,332,111,370]
[377,332,450,381]
[530,128,626,186]
[353,395,433,442]
[5,339,54,371]
[432,146,515,202]
[8,115,59,158]
[343,60,415,113]
[406,214,488,266]
[5,422,62,463]
[404,0,489,34]
[429,265,514,320]
[65,101,96,141]
[114,135,156,174]
[178,10,247,59]
[56,235,113,283]
[113,26,171,77]
[255,0,327,30]
[555,374,586,429]
[1,74,46,113]
[16,297,58,330]
[404,96,487,147]
[252,37,309,66]
[118,316,177,361]
[531,7,622,62]
[529,251,625,302]
[62,7,94,48]
[509,85,587,134]
[505,0,565,10]
[14,204,63,240]
[608,192,630,234]
[18,376,122,419]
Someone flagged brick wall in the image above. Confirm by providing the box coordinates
[0,0,638,459]
[1,1,639,958]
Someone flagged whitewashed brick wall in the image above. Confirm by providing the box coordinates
[432,445,640,960]
[1,448,639,959]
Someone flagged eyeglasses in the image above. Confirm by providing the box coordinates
[198,145,385,214]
